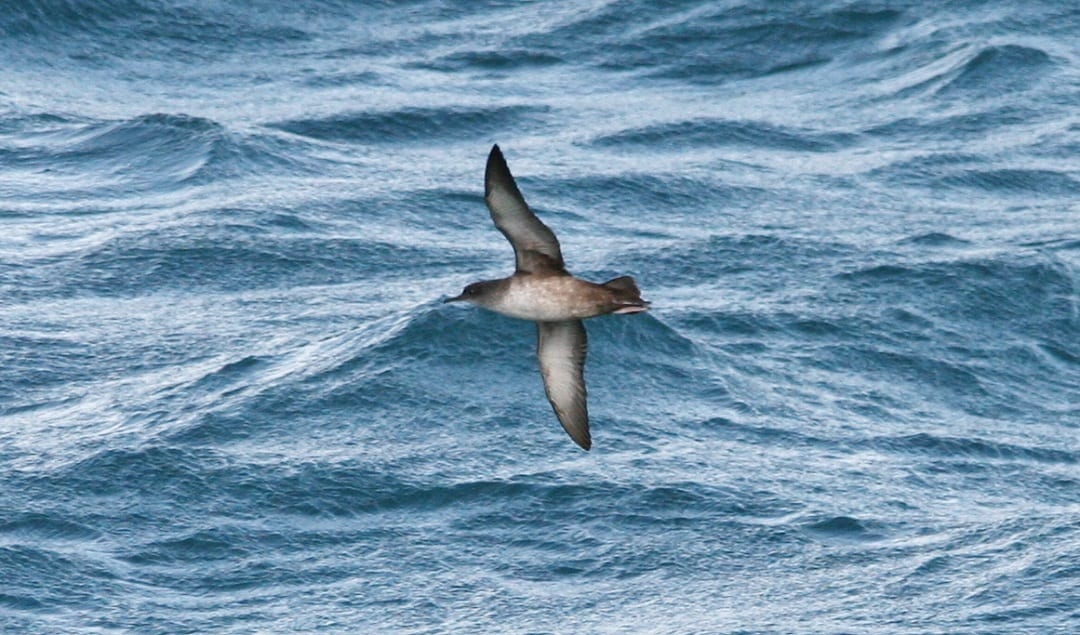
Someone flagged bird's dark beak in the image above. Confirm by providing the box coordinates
[444,294,464,303]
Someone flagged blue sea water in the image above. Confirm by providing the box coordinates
[2,0,1079,632]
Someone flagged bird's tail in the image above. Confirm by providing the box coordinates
[602,276,650,314]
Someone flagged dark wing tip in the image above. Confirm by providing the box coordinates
[485,144,514,197]
[486,144,504,171]
[561,420,591,450]
[552,405,591,451]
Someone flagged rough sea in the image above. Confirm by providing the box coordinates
[2,1,1078,633]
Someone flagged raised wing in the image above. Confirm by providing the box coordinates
[485,145,565,274]
[536,320,590,450]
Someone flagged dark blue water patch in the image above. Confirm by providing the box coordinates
[632,233,852,286]
[531,171,765,226]
[53,445,220,500]
[676,307,880,356]
[204,306,539,437]
[898,232,971,247]
[3,326,264,424]
[268,105,549,145]
[41,465,793,607]
[863,106,1043,142]
[245,463,421,518]
[592,118,859,152]
[811,336,1075,421]
[299,70,383,89]
[820,343,989,392]
[1020,237,1080,253]
[1,0,312,64]
[368,304,537,367]
[377,478,550,516]
[331,186,485,235]
[1038,341,1080,367]
[65,113,218,153]
[709,249,1080,420]
[0,543,124,614]
[282,360,411,421]
[869,433,1077,465]
[121,547,320,597]
[116,536,363,620]
[19,445,409,529]
[865,153,1080,197]
[0,512,102,542]
[5,114,327,199]
[937,168,1079,195]
[160,306,483,444]
[371,474,784,529]
[164,410,259,447]
[0,334,97,405]
[584,312,717,402]
[252,208,320,233]
[330,304,534,371]
[891,513,1079,591]
[886,306,937,331]
[0,591,44,611]
[196,128,332,182]
[511,1,902,82]
[839,254,1079,336]
[679,311,768,339]
[122,526,274,566]
[434,481,811,584]
[934,44,1055,97]
[870,150,982,174]
[698,416,843,454]
[7,230,439,300]
[0,0,153,38]
[419,48,564,73]
[802,515,882,542]
[588,310,698,359]
[883,40,1057,102]
[0,110,87,135]
[181,355,270,401]
[6,113,217,193]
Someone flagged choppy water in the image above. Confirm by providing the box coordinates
[2,1,1079,633]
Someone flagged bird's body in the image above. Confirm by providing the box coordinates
[465,274,645,322]
[446,145,649,450]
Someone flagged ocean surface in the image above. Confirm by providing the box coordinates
[2,1,1078,633]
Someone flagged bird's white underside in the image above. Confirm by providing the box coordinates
[484,276,602,321]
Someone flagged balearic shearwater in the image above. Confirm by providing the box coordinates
[446,145,649,450]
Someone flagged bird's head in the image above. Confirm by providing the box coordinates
[445,280,497,305]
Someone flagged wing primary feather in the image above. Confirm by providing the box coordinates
[484,145,565,273]
[536,320,590,450]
